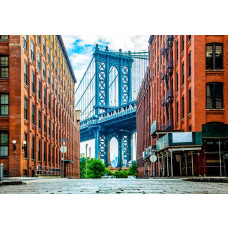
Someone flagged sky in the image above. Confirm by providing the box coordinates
[62,35,149,160]
[62,35,149,83]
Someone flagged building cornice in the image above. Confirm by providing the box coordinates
[56,35,77,84]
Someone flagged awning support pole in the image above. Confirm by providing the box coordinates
[167,152,169,177]
[185,153,188,176]
[162,154,165,177]
[171,151,173,177]
[191,152,194,176]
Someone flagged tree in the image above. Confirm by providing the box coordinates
[128,163,137,177]
[114,170,128,178]
[87,158,106,178]
[80,157,86,179]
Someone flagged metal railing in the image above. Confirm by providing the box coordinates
[36,165,61,176]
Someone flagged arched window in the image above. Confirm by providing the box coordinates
[206,82,223,109]
[206,43,223,70]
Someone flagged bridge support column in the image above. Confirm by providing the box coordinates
[95,128,100,160]
[117,133,123,168]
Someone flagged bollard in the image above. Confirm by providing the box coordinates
[0,163,3,181]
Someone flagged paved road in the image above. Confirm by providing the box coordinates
[1,178,228,194]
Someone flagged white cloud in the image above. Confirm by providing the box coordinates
[62,35,149,84]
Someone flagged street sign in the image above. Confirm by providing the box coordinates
[60,146,67,153]
[150,155,157,162]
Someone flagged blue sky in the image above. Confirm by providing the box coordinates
[62,35,149,83]
[62,35,149,160]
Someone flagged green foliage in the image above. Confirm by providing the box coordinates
[128,163,138,177]
[80,157,86,179]
[114,170,128,178]
[104,168,113,176]
[87,158,106,178]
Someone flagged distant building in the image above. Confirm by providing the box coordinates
[137,35,228,177]
[0,35,80,178]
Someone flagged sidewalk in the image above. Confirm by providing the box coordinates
[183,177,228,183]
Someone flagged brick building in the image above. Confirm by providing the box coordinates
[0,35,80,178]
[137,35,228,178]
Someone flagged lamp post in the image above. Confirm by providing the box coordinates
[86,144,88,179]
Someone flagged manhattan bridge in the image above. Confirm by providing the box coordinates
[75,44,148,168]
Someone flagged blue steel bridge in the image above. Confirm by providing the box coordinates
[75,44,148,167]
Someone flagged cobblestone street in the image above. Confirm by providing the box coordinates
[1,178,228,194]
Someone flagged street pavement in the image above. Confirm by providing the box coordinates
[1,177,228,194]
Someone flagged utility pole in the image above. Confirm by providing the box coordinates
[86,144,88,179]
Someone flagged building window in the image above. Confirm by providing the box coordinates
[44,114,46,133]
[188,51,191,78]
[24,97,28,120]
[24,62,28,86]
[38,140,41,162]
[176,40,178,61]
[31,41,35,61]
[0,132,8,157]
[51,36,54,48]
[49,120,51,136]
[48,70,50,85]
[47,46,50,61]
[0,35,9,40]
[182,62,184,85]
[182,35,184,52]
[37,35,41,44]
[176,71,178,92]
[0,55,9,78]
[52,77,54,91]
[0,94,9,116]
[206,43,223,70]
[52,55,54,69]
[43,36,46,53]
[38,80,41,100]
[182,96,185,119]
[176,102,179,123]
[49,94,51,110]
[206,82,223,109]
[37,52,41,70]
[44,87,46,106]
[189,88,192,114]
[31,71,35,93]
[23,35,28,50]
[38,110,41,129]
[31,136,35,160]
[43,61,46,78]
[189,35,191,42]
[24,133,27,158]
[32,104,35,125]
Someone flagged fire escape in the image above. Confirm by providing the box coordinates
[161,35,174,131]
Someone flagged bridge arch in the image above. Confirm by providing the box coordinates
[109,137,119,168]
[109,66,119,107]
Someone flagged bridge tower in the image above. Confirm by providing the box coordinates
[76,44,148,168]
[94,45,134,167]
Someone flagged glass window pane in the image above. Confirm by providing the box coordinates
[0,146,8,156]
[1,105,9,115]
[215,45,223,69]
[1,94,9,104]
[0,68,9,77]
[1,133,8,144]
[0,56,9,66]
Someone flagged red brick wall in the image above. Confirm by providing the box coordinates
[0,35,80,178]
[136,35,228,177]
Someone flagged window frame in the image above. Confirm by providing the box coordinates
[0,131,9,157]
[206,82,223,109]
[0,93,9,116]
[0,55,9,78]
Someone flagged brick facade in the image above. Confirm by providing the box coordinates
[0,35,80,178]
[137,35,228,177]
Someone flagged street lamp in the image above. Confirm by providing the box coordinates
[22,141,27,150]
[12,140,16,152]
